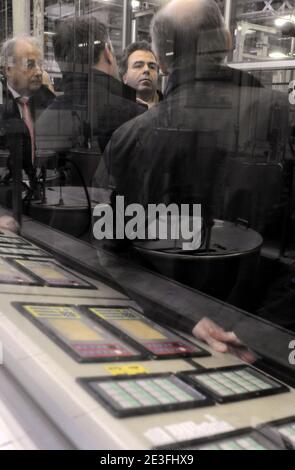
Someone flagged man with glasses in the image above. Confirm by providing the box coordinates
[120,41,162,108]
[0,36,54,176]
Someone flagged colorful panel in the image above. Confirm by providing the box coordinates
[0,258,38,285]
[88,307,210,358]
[13,303,145,363]
[14,259,94,288]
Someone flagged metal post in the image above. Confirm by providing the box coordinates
[33,0,45,53]
[122,0,132,51]
[12,0,30,36]
[224,0,232,29]
[132,18,138,43]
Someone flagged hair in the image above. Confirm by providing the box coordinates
[1,35,41,68]
[151,0,229,72]
[119,40,156,78]
[53,16,109,67]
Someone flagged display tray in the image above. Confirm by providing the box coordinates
[78,373,214,418]
[84,306,210,359]
[0,257,40,286]
[258,417,295,450]
[10,259,96,289]
[179,365,289,404]
[155,428,282,450]
[12,303,147,363]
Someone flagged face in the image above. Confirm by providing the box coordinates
[6,40,43,95]
[123,50,159,99]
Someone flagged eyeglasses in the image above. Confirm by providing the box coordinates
[15,58,43,70]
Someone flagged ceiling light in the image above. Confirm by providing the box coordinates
[275,15,295,27]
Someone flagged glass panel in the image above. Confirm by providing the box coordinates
[0,1,294,426]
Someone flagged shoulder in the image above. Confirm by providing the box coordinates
[111,102,161,143]
[33,85,55,106]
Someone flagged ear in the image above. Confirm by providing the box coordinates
[103,43,113,65]
[122,73,127,85]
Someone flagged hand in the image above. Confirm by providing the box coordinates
[0,215,20,234]
[192,317,256,363]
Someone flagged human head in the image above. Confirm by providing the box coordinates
[120,41,159,103]
[1,36,43,95]
[53,16,119,79]
[151,0,229,74]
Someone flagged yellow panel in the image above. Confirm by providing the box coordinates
[90,308,121,319]
[47,319,102,341]
[115,320,166,340]
[24,305,80,319]
[17,261,67,281]
[105,364,149,376]
[31,266,67,281]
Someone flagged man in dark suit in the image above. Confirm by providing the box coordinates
[48,16,144,153]
[0,36,54,185]
[100,0,288,358]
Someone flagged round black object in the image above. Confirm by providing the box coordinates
[133,220,263,309]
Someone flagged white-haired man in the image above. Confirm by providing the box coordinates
[0,36,54,179]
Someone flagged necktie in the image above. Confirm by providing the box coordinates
[18,97,35,163]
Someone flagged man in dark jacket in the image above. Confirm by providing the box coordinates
[44,16,144,153]
[0,36,54,183]
[99,0,288,358]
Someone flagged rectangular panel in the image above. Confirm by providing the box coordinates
[12,259,95,289]
[47,319,102,341]
[180,366,289,404]
[78,374,214,418]
[0,258,39,285]
[87,306,210,359]
[13,303,146,363]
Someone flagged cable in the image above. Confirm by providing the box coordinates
[63,156,92,237]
